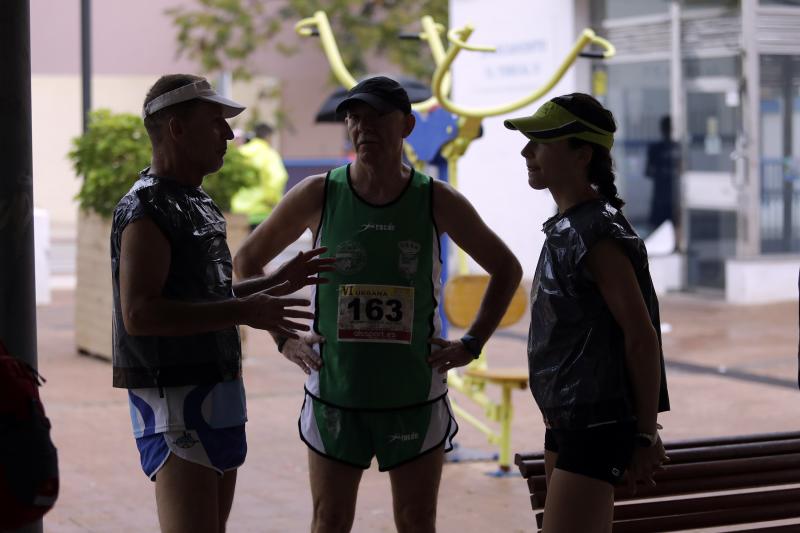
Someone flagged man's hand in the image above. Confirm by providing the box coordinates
[281,333,325,375]
[269,247,336,296]
[241,286,314,339]
[626,434,669,495]
[427,338,475,374]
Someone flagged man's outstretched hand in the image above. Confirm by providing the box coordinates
[242,285,313,339]
[269,247,336,296]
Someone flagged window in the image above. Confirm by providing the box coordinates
[684,56,741,173]
[591,0,669,21]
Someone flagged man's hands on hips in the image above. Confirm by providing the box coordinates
[281,333,324,375]
[427,338,474,374]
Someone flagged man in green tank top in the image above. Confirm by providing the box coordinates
[235,76,522,533]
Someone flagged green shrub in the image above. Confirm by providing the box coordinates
[69,110,150,218]
[69,108,258,218]
[200,144,259,213]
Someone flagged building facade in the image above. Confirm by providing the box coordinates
[591,0,800,301]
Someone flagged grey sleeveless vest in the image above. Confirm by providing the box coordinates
[110,170,241,389]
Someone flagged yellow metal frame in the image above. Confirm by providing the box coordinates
[296,11,614,471]
[431,26,614,119]
[443,274,528,471]
[295,12,451,112]
[446,356,528,471]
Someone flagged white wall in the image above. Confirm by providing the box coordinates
[726,257,800,304]
[449,0,579,277]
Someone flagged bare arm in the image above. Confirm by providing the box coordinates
[119,217,312,338]
[232,247,335,298]
[234,174,326,279]
[427,181,522,372]
[584,239,661,435]
[585,239,666,489]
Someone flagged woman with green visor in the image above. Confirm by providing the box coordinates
[505,93,671,532]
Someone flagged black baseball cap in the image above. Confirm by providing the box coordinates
[335,76,412,117]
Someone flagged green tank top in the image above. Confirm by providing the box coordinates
[308,164,445,409]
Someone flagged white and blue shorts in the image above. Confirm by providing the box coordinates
[135,425,247,480]
[128,379,248,480]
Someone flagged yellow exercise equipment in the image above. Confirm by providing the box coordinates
[444,274,528,472]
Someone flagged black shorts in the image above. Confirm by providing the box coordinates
[544,421,636,485]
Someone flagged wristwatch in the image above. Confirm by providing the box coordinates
[460,335,483,359]
[635,431,658,448]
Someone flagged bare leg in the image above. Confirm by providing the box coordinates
[544,450,557,487]
[155,454,222,533]
[388,446,445,533]
[541,468,614,533]
[308,450,364,533]
[218,469,237,533]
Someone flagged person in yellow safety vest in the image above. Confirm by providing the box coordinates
[231,122,289,226]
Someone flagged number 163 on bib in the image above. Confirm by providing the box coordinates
[337,284,415,344]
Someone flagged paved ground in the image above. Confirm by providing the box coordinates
[35,289,799,532]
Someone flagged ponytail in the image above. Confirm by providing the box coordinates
[588,146,625,210]
[568,138,625,210]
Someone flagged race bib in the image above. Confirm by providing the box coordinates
[337,284,414,344]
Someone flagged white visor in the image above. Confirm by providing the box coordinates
[142,80,246,119]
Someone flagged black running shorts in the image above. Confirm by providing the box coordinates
[544,421,636,485]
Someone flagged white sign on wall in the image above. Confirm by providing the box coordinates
[449,0,579,278]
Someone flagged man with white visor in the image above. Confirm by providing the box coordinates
[111,74,333,532]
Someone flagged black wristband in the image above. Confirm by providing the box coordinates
[460,334,483,359]
[276,336,288,353]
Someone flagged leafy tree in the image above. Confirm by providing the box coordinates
[168,0,448,84]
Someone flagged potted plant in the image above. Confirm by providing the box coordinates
[69,109,257,360]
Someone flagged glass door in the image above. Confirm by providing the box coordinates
[682,72,743,289]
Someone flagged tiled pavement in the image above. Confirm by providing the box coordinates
[35,289,799,532]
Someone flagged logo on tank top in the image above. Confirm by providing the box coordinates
[398,240,421,278]
[335,240,367,275]
[359,222,396,232]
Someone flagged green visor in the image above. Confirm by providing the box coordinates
[504,100,614,150]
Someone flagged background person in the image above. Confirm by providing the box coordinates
[645,115,681,232]
[231,122,290,227]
